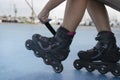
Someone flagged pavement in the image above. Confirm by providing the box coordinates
[0,23,120,80]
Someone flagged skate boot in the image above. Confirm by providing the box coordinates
[25,27,75,73]
[74,31,120,76]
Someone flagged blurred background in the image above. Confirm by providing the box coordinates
[0,0,120,27]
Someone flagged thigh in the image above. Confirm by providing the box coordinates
[97,0,120,11]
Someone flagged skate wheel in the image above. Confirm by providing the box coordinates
[34,50,41,57]
[43,57,50,65]
[53,63,63,73]
[85,64,95,72]
[73,59,83,70]
[25,39,33,50]
[111,68,120,77]
[98,65,108,74]
[43,54,53,65]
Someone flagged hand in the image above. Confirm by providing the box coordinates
[38,10,49,23]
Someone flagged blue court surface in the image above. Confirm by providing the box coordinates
[0,23,120,80]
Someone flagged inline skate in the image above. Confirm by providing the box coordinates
[74,31,120,76]
[25,27,75,73]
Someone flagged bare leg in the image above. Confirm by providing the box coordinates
[62,0,88,32]
[87,0,111,32]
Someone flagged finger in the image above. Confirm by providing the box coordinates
[39,17,48,24]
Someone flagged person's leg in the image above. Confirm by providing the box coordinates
[26,0,88,73]
[87,0,111,32]
[34,0,88,59]
[78,0,120,63]
[34,0,88,57]
[78,0,120,62]
[97,0,120,12]
[62,0,88,32]
[74,1,120,76]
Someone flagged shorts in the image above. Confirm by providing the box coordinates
[97,0,120,11]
